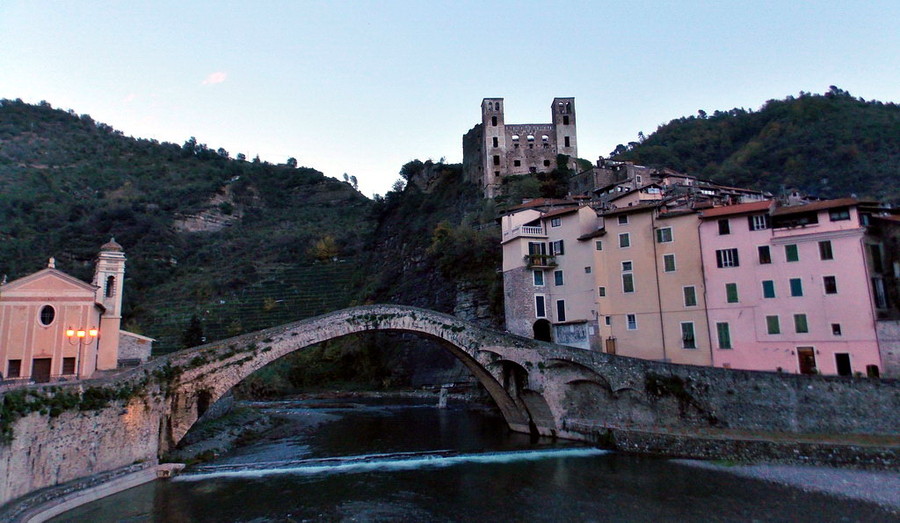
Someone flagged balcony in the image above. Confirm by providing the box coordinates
[525,254,557,269]
[502,224,546,242]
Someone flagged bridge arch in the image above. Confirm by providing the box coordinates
[160,305,545,451]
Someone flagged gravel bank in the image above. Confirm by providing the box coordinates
[674,459,900,512]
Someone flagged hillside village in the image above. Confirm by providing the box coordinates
[465,97,900,379]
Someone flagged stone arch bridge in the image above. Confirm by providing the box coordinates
[1,305,897,508]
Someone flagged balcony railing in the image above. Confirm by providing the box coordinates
[525,254,557,269]
[502,225,547,241]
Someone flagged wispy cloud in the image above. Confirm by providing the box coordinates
[201,72,227,85]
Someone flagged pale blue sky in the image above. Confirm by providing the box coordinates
[2,1,898,196]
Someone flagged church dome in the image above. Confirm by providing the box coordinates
[100,237,123,252]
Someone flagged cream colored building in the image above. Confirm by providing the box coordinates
[0,240,150,384]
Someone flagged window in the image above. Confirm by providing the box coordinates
[528,242,547,256]
[683,286,697,307]
[542,135,549,142]
[663,254,676,272]
[619,233,631,248]
[681,322,696,349]
[564,136,570,147]
[656,227,673,243]
[550,217,561,227]
[533,271,544,286]
[527,135,535,142]
[491,116,497,126]
[39,305,55,326]
[718,219,731,235]
[762,280,776,298]
[872,277,888,308]
[832,323,842,336]
[513,159,521,167]
[621,261,633,271]
[584,266,592,274]
[492,137,498,147]
[748,214,770,230]
[595,240,603,251]
[543,160,551,167]
[7,359,21,378]
[823,275,837,294]
[758,245,771,264]
[556,300,566,322]
[550,240,565,255]
[829,208,851,221]
[766,315,781,334]
[493,155,500,166]
[105,276,115,298]
[563,115,570,125]
[62,357,76,375]
[716,322,732,349]
[627,314,637,330]
[598,286,606,297]
[870,244,885,273]
[535,296,546,318]
[726,283,739,303]
[554,270,564,286]
[818,241,833,260]
[790,278,803,297]
[605,316,611,326]
[715,248,739,268]
[617,215,629,225]
[785,244,799,262]
[622,273,635,293]
[794,314,809,333]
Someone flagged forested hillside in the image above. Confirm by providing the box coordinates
[611,87,900,202]
[0,99,374,351]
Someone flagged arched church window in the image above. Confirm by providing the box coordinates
[511,135,519,141]
[39,305,55,326]
[106,276,115,298]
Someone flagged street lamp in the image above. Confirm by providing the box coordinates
[66,326,98,379]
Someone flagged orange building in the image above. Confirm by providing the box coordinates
[0,239,147,385]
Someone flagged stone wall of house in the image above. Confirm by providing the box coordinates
[877,320,900,378]
[117,334,152,364]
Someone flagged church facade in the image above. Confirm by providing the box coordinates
[0,239,150,385]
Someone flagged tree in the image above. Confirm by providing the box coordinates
[309,235,339,262]
[181,314,204,349]
[286,157,298,168]
[349,175,358,190]
[236,153,247,162]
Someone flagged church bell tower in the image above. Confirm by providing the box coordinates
[93,238,126,370]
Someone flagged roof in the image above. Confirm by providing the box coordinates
[0,268,99,294]
[100,237,123,252]
[773,198,877,216]
[600,201,659,217]
[507,198,578,211]
[542,207,580,220]
[700,200,773,219]
[578,228,606,240]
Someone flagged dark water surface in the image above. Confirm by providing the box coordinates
[54,398,893,522]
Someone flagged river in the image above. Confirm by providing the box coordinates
[53,397,894,522]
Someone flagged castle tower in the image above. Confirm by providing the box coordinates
[481,98,505,197]
[551,97,577,159]
[93,238,126,370]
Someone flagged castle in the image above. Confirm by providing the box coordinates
[463,98,578,198]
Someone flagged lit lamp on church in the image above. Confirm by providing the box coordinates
[65,326,98,380]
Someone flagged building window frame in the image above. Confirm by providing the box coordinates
[758,245,772,264]
[618,233,631,248]
[535,295,546,318]
[656,227,673,243]
[766,315,781,335]
[533,270,544,286]
[823,275,838,294]
[680,322,697,349]
[626,313,637,330]
[716,248,739,268]
[683,286,697,307]
[785,244,799,262]
[762,280,776,299]
[663,253,676,272]
[556,300,566,322]
[718,219,731,235]
[790,278,803,297]
[716,322,732,349]
[794,313,809,334]
[622,273,635,293]
[553,270,564,286]
[725,282,739,303]
[818,240,834,261]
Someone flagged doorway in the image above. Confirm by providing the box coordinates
[532,320,552,342]
[835,353,852,376]
[31,358,52,383]
[797,347,817,375]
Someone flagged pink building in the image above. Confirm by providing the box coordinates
[0,239,149,385]
[700,199,885,376]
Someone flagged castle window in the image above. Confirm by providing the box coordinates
[514,160,521,167]
[491,116,497,126]
[493,155,500,166]
[543,160,550,167]
[511,135,519,141]
[563,115,570,125]
[494,102,500,110]
[106,276,116,298]
[527,135,534,142]
[564,136,570,147]
[542,135,549,142]
[39,305,55,326]
[492,137,498,147]
[565,102,571,113]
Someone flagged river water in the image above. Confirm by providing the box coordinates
[54,397,893,522]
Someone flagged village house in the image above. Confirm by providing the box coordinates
[0,239,152,385]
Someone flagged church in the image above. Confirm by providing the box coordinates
[0,239,152,385]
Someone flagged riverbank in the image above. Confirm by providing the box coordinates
[675,459,900,513]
